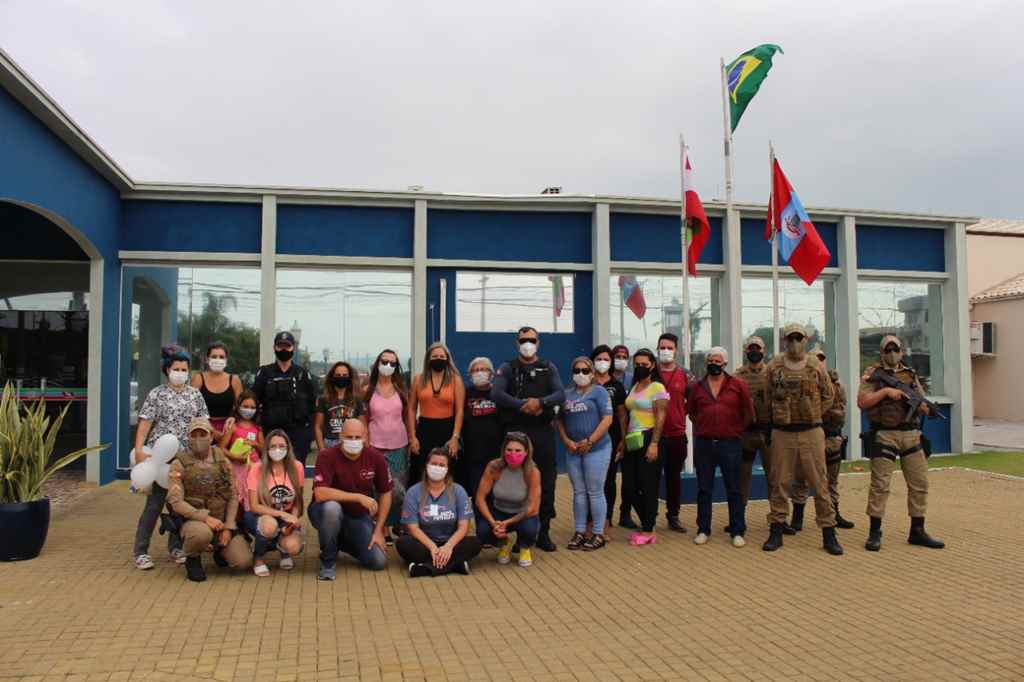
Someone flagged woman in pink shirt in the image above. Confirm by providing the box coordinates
[364,348,413,543]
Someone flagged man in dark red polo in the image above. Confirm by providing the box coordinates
[685,346,755,548]
[656,332,691,532]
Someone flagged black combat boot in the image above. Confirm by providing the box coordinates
[908,517,945,549]
[667,514,687,533]
[789,503,805,532]
[865,516,882,551]
[834,505,855,529]
[781,523,797,535]
[762,523,785,552]
[185,555,207,582]
[822,527,844,555]
[536,523,557,553]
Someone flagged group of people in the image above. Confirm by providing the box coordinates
[130,323,944,583]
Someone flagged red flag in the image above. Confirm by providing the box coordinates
[682,148,710,276]
[765,157,830,284]
[618,275,646,319]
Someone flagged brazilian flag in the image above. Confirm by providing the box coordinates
[726,44,783,132]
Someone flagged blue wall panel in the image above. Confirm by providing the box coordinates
[610,213,723,264]
[277,205,413,257]
[428,210,591,263]
[0,85,123,483]
[857,225,945,272]
[121,200,261,253]
[741,218,839,268]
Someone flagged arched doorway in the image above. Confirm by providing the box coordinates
[0,199,105,483]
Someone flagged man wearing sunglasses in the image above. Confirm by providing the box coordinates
[492,326,566,552]
[254,331,318,465]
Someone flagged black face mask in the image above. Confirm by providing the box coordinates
[706,363,724,376]
[275,349,294,362]
[429,358,448,372]
[746,350,764,364]
[633,366,652,382]
[331,375,351,389]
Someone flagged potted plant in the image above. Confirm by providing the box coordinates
[0,382,108,561]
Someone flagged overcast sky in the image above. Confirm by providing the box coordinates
[2,1,1021,218]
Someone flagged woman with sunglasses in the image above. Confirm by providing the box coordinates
[622,349,669,546]
[364,349,412,544]
[558,357,614,551]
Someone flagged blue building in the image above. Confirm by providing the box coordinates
[0,48,975,485]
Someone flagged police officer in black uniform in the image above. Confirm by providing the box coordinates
[253,331,317,464]
[491,326,566,552]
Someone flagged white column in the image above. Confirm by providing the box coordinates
[592,202,611,346]
[413,199,428,374]
[835,215,860,458]
[260,195,277,365]
[720,207,743,365]
[86,256,104,483]
[944,221,972,453]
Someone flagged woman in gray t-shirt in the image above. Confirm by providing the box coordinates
[475,432,542,567]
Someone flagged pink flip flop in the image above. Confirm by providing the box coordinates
[630,533,657,546]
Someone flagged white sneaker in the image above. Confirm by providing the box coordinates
[135,554,155,570]
[170,548,187,564]
[732,535,746,548]
[279,556,294,570]
[254,563,270,577]
[693,533,709,545]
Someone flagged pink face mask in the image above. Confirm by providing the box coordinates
[504,450,527,467]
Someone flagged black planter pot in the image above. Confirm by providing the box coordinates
[0,498,51,561]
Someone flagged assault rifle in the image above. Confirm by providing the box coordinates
[869,367,946,423]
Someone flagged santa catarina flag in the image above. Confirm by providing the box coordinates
[726,44,783,132]
[618,275,647,319]
[766,158,831,285]
[549,275,565,317]
[682,147,710,276]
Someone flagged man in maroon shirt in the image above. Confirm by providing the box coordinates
[656,333,691,532]
[309,419,393,580]
[685,347,755,548]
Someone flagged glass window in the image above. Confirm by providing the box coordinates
[609,274,718,369]
[456,272,574,334]
[275,269,413,378]
[857,280,943,394]
[741,277,836,358]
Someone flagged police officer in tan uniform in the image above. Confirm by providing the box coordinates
[857,335,944,552]
[789,345,855,531]
[762,323,842,555]
[735,336,772,506]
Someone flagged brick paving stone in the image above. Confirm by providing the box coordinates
[0,469,1021,680]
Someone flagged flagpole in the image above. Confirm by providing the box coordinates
[619,281,626,345]
[719,57,734,206]
[679,134,691,368]
[770,141,780,356]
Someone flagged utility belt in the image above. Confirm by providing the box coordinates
[772,423,822,433]
[824,428,843,438]
[869,422,917,432]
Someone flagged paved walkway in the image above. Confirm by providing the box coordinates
[1,469,1021,681]
[973,418,1024,450]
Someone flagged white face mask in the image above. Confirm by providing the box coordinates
[471,371,491,388]
[573,373,592,388]
[168,370,189,386]
[594,360,611,374]
[342,438,364,455]
[378,362,396,377]
[519,342,537,359]
[208,358,227,372]
[614,358,629,372]
[658,349,675,364]
[426,464,448,482]
[269,447,288,462]
[239,407,256,419]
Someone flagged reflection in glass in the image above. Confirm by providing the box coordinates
[857,280,943,394]
[456,272,574,334]
[609,274,717,369]
[741,278,834,359]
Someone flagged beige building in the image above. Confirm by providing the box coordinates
[968,220,1024,420]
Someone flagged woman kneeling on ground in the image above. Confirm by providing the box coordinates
[475,432,542,568]
[397,448,481,577]
[245,430,306,576]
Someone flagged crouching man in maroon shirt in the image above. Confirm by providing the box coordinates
[685,347,755,548]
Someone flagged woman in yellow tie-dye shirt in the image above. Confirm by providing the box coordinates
[623,349,669,543]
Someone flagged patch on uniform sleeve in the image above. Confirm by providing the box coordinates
[496,367,505,376]
[313,474,324,483]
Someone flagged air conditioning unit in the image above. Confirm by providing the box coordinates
[970,321,996,355]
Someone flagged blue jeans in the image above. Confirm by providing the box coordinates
[694,437,746,536]
[477,509,540,548]
[309,501,387,571]
[567,444,612,533]
[244,511,296,559]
